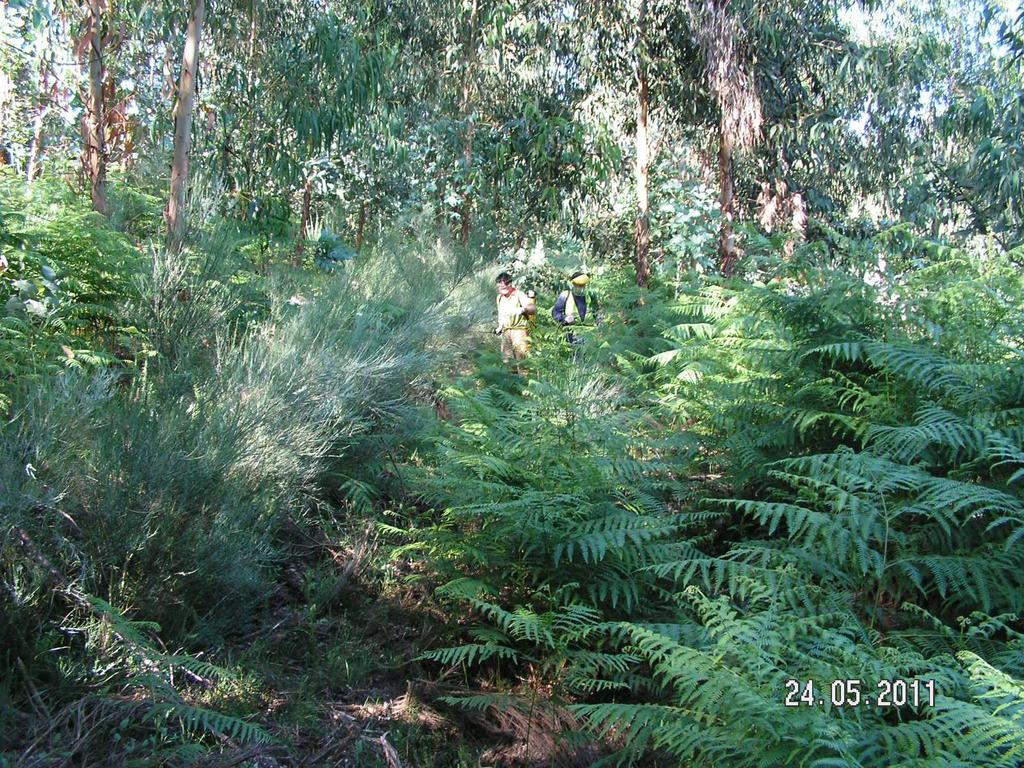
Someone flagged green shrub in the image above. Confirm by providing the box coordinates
[392,293,698,709]
[402,238,1024,767]
[1,239,466,762]
[566,239,1024,766]
[0,173,148,411]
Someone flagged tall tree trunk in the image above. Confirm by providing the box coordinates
[460,118,474,246]
[690,0,761,277]
[292,176,312,267]
[26,61,50,182]
[82,0,108,214]
[221,132,233,188]
[435,181,446,228]
[165,0,206,252]
[634,0,651,288]
[355,201,367,252]
[459,0,478,247]
[718,124,737,276]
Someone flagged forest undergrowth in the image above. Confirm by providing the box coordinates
[4,1,1024,764]
[3,174,1024,767]
[389,234,1024,767]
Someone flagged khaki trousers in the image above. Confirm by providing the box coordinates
[500,328,529,361]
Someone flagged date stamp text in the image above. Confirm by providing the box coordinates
[784,679,936,708]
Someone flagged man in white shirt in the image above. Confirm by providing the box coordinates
[494,272,535,363]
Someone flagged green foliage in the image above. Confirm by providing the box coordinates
[2,588,271,765]
[574,597,1024,767]
[399,233,1024,766]
[0,174,147,410]
[396,370,693,613]
[926,8,1024,248]
[388,278,700,715]
[1,232,466,762]
[650,175,720,278]
[7,0,1024,763]
[555,238,1024,766]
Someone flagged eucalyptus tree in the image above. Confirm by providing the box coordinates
[0,1,65,179]
[578,0,840,279]
[165,0,204,250]
[162,0,391,256]
[947,7,1024,249]
[912,2,1024,249]
[15,2,63,181]
[579,0,704,286]
[386,0,580,244]
[457,0,480,244]
[635,0,651,284]
[673,0,862,273]
[667,0,963,271]
[681,1,762,275]
[42,0,113,215]
[728,0,1024,262]
[478,3,615,240]
[743,1,944,229]
[356,0,608,252]
[1,0,144,202]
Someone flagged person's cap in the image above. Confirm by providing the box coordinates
[570,271,590,286]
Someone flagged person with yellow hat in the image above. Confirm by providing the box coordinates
[552,270,597,344]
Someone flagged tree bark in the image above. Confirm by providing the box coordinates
[83,0,108,214]
[435,180,447,228]
[26,61,50,182]
[221,132,233,188]
[460,119,475,246]
[718,126,737,277]
[165,0,206,252]
[355,201,367,252]
[459,0,479,246]
[634,0,651,288]
[292,176,312,267]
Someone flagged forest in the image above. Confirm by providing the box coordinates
[2,0,1024,765]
